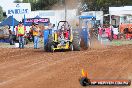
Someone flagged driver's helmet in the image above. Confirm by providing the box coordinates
[61,25,65,30]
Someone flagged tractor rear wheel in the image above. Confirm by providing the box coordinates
[45,35,54,52]
[51,45,54,52]
[44,43,49,52]
[73,31,81,51]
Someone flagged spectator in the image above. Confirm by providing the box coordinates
[98,25,102,41]
[33,23,41,49]
[110,24,114,40]
[30,23,36,42]
[16,22,26,49]
[48,23,52,29]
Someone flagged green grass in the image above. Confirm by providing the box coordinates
[109,40,132,46]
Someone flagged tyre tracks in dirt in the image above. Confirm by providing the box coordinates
[0,49,110,88]
[0,51,65,82]
[0,45,132,88]
[0,52,83,87]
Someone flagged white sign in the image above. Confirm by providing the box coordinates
[6,3,31,15]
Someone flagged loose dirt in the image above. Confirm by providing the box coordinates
[0,44,132,88]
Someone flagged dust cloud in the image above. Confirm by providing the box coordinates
[52,0,82,10]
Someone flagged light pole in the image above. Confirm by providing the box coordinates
[64,0,67,21]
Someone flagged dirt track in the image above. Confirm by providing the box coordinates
[0,45,132,88]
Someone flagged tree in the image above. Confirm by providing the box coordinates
[21,0,132,12]
[22,0,60,10]
[80,0,132,14]
[13,0,22,3]
[37,0,58,10]
[0,6,4,21]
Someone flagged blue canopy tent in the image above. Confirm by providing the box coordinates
[34,15,41,19]
[24,21,32,26]
[0,16,19,43]
[0,16,19,26]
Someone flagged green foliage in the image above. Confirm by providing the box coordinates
[82,0,132,14]
[22,0,61,10]
[13,0,22,3]
[20,0,132,13]
[0,6,4,21]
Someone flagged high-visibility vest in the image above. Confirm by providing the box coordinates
[33,28,40,36]
[18,26,25,34]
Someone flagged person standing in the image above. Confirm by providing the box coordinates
[16,22,26,49]
[109,24,114,40]
[33,23,40,49]
[30,23,36,43]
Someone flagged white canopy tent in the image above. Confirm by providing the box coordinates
[109,6,132,25]
[109,6,132,16]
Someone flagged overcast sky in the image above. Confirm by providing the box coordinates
[0,0,15,11]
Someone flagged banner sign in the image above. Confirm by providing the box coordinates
[6,3,31,15]
[24,18,50,23]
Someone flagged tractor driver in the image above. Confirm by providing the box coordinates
[59,26,65,39]
[64,29,69,40]
[58,25,66,45]
[60,24,69,40]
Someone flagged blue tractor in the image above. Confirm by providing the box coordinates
[79,15,96,49]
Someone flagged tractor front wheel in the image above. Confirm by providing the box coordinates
[70,44,74,51]
[51,45,54,52]
[73,31,81,51]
